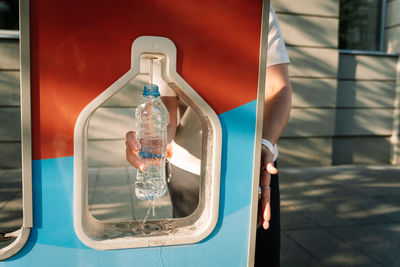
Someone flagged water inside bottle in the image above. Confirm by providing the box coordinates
[135,137,167,200]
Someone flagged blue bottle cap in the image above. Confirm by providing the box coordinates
[143,84,160,97]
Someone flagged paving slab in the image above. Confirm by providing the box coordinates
[89,167,135,222]
[330,225,400,266]
[281,208,318,230]
[279,165,400,267]
[302,203,355,228]
[88,167,173,222]
[281,231,322,267]
[0,191,22,233]
[285,228,382,267]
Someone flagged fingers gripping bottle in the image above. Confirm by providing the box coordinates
[135,83,169,200]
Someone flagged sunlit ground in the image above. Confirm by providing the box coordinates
[279,165,400,267]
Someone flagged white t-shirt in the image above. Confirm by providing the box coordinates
[267,6,290,67]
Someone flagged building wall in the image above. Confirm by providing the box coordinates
[87,80,142,167]
[332,53,397,165]
[385,0,400,164]
[272,0,340,166]
[273,0,399,167]
[0,39,21,169]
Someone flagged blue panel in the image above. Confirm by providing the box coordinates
[4,100,258,266]
[218,99,257,218]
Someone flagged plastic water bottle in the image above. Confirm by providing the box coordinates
[135,83,168,200]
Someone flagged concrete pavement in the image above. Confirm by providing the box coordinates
[279,165,400,267]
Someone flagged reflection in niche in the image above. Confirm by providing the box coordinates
[87,57,202,223]
[0,49,23,248]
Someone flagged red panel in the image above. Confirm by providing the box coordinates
[31,0,263,160]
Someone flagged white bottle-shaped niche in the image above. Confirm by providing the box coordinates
[74,36,222,250]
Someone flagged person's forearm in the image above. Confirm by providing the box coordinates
[167,121,177,144]
[262,87,291,145]
[161,96,178,144]
[262,64,292,145]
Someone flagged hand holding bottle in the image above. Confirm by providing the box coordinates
[125,131,173,171]
[125,131,146,171]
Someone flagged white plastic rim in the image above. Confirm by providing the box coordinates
[73,36,222,250]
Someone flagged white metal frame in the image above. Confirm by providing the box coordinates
[0,0,32,261]
[74,36,222,250]
[247,0,270,266]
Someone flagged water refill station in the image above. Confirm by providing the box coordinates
[1,0,271,266]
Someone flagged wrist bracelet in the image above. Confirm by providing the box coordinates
[261,139,274,154]
[261,139,279,161]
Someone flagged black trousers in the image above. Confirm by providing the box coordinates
[255,170,280,267]
[168,163,281,266]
